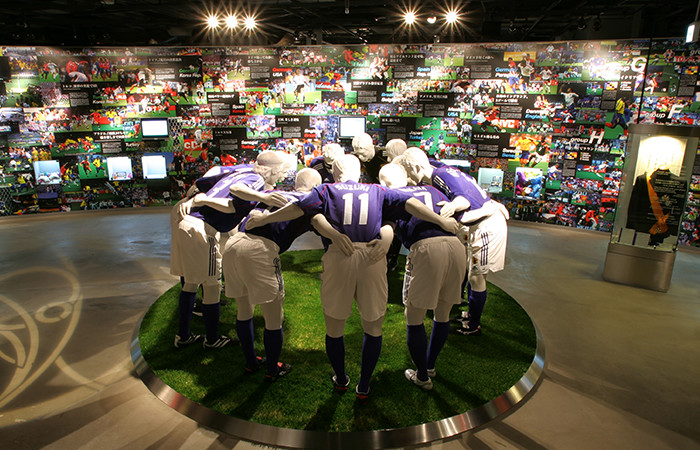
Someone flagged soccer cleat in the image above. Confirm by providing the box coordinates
[405,368,433,391]
[203,334,236,349]
[427,368,436,378]
[174,333,202,348]
[332,373,350,393]
[265,362,292,382]
[455,324,482,336]
[355,385,370,404]
[450,316,465,324]
[244,356,266,374]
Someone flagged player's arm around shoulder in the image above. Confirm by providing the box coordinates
[437,195,471,217]
[246,202,304,230]
[191,192,235,213]
[405,197,460,235]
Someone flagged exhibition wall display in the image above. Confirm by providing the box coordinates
[0,40,699,247]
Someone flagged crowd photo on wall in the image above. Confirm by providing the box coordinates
[0,40,699,247]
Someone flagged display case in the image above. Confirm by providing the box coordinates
[603,124,700,291]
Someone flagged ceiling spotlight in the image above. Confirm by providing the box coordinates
[427,16,437,24]
[508,20,516,33]
[404,11,416,25]
[577,17,587,30]
[445,10,459,24]
[225,15,237,29]
[206,15,219,29]
[244,16,257,30]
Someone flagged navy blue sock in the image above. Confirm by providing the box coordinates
[427,320,450,370]
[325,335,346,383]
[406,324,428,380]
[468,290,487,329]
[178,290,196,338]
[201,302,220,343]
[264,328,283,375]
[357,333,382,394]
[236,318,257,368]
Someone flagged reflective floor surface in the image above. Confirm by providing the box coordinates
[0,208,698,449]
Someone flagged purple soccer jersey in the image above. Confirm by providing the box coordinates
[298,180,386,243]
[309,156,334,184]
[190,165,265,232]
[431,165,490,211]
[194,164,254,192]
[383,185,453,249]
[239,191,313,253]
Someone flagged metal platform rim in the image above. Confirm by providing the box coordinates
[130,319,545,449]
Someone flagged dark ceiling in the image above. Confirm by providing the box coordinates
[0,0,697,47]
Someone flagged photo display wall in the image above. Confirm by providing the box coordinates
[1,40,699,247]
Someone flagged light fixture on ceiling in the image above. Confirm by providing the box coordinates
[577,17,587,30]
[508,20,516,33]
[427,16,437,24]
[445,10,459,25]
[404,11,416,25]
[206,15,219,29]
[225,15,237,29]
[244,16,257,30]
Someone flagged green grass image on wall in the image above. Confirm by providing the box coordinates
[138,249,536,432]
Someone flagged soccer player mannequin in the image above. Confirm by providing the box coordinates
[309,142,344,184]
[398,148,509,336]
[246,155,459,401]
[385,138,408,163]
[223,168,322,381]
[352,132,387,184]
[378,164,467,390]
[171,152,288,350]
[353,133,403,273]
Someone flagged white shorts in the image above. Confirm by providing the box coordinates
[169,206,183,277]
[403,236,467,310]
[222,232,284,305]
[169,215,221,285]
[320,242,388,322]
[466,211,507,275]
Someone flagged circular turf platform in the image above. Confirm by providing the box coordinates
[132,249,544,449]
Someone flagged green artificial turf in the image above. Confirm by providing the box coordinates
[139,249,537,432]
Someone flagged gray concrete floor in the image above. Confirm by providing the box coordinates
[0,208,698,450]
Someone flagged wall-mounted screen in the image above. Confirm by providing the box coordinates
[106,156,133,181]
[338,116,366,139]
[33,160,61,185]
[142,154,168,179]
[478,168,504,193]
[442,159,472,175]
[141,118,169,139]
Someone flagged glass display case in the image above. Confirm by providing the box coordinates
[603,123,700,291]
